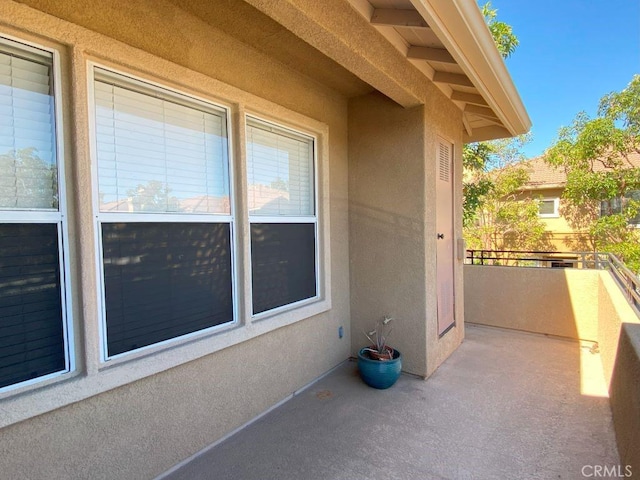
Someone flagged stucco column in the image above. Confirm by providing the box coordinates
[348,92,429,376]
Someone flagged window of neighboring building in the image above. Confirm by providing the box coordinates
[600,191,640,226]
[92,67,234,359]
[538,198,559,217]
[0,37,72,390]
[246,117,318,315]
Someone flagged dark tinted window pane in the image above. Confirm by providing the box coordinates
[538,200,555,215]
[0,223,65,389]
[251,223,316,314]
[102,222,233,356]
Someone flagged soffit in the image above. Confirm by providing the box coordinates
[348,0,531,142]
[167,0,374,99]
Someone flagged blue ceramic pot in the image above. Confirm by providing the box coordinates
[357,347,402,389]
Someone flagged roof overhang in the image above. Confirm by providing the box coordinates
[240,0,530,142]
[409,0,531,142]
[347,0,530,141]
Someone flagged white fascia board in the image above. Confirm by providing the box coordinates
[410,0,531,137]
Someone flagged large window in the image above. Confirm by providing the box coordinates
[93,68,234,359]
[246,117,318,315]
[0,38,71,390]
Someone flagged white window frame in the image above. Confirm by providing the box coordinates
[538,197,559,218]
[0,35,74,393]
[245,115,321,319]
[87,64,238,362]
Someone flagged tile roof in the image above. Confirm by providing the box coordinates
[523,151,640,189]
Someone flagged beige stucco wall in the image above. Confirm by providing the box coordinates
[596,272,640,385]
[0,1,353,478]
[348,89,465,378]
[464,265,600,341]
[608,323,640,474]
[597,272,640,474]
[517,186,590,250]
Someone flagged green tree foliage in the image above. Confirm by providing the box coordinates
[464,136,551,252]
[463,2,523,231]
[545,76,640,272]
[481,2,519,59]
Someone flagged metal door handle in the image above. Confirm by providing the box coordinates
[437,233,444,239]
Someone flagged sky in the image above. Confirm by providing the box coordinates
[490,0,640,159]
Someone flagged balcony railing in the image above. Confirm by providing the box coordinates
[465,249,640,315]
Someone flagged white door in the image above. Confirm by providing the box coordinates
[436,138,455,335]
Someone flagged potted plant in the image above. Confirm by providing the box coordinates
[357,316,402,389]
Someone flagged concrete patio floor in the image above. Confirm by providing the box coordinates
[159,324,620,480]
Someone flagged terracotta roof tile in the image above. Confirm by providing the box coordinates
[524,151,640,188]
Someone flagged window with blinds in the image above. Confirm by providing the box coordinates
[246,117,318,315]
[246,119,314,216]
[0,38,69,390]
[94,68,234,359]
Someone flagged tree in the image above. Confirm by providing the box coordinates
[481,2,519,59]
[463,2,521,229]
[545,76,640,272]
[463,3,552,255]
[463,135,551,253]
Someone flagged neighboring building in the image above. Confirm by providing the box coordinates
[519,154,640,250]
[0,1,529,478]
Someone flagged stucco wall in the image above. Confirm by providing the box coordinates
[597,272,640,385]
[597,274,640,473]
[0,1,352,478]
[609,323,640,475]
[464,266,600,341]
[348,93,428,376]
[348,90,465,378]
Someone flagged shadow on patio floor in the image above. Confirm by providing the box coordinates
[159,324,619,480]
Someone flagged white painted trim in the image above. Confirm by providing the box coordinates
[538,197,560,218]
[86,63,239,362]
[0,35,74,394]
[244,114,323,319]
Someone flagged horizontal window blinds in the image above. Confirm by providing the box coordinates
[246,119,314,216]
[0,48,57,210]
[251,223,317,314]
[94,70,230,214]
[0,223,65,388]
[102,222,234,356]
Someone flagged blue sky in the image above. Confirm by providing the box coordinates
[491,0,640,159]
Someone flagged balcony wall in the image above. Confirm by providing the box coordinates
[464,265,640,473]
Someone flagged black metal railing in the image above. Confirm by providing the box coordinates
[465,250,609,269]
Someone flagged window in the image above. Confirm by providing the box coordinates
[93,68,234,359]
[600,191,640,226]
[0,38,71,390]
[538,198,559,217]
[246,117,318,315]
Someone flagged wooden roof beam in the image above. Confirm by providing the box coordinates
[464,104,501,123]
[451,90,488,106]
[432,71,473,87]
[371,9,429,28]
[407,46,455,63]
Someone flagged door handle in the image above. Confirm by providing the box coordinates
[437,233,444,239]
